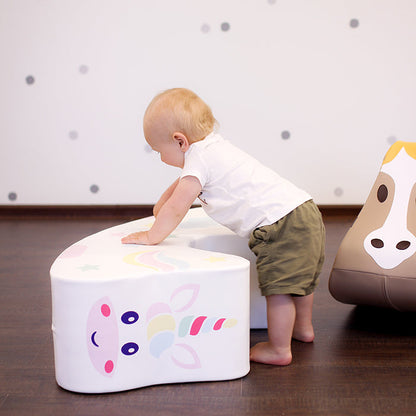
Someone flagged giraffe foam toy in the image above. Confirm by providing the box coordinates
[50,208,261,393]
[330,141,416,311]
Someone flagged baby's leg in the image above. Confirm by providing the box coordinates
[293,293,315,342]
[250,294,295,366]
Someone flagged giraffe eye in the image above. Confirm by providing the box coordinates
[377,184,388,203]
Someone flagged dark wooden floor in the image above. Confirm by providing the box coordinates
[1,211,416,416]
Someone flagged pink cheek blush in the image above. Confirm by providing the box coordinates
[101,304,111,317]
[105,360,114,374]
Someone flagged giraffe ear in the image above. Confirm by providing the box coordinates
[170,284,200,312]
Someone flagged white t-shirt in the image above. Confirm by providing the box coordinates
[180,133,311,238]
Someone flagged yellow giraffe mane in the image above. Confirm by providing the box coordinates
[382,141,416,165]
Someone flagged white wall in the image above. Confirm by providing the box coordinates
[1,0,415,206]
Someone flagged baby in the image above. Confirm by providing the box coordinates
[122,88,325,365]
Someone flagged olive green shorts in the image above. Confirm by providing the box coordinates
[248,200,325,297]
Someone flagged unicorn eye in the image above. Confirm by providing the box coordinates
[377,184,388,203]
[121,311,139,324]
[121,342,139,356]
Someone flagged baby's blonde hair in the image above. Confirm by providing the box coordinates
[144,88,217,143]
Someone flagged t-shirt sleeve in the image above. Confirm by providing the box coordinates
[180,147,208,188]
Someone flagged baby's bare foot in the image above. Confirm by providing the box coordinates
[250,342,292,366]
[292,324,315,343]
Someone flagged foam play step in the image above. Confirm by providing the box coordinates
[50,208,256,393]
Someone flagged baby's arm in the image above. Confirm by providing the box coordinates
[121,176,202,245]
[153,178,180,217]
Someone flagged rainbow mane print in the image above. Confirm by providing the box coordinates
[146,284,237,369]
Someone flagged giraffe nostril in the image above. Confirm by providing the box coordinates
[371,239,384,249]
[396,241,411,250]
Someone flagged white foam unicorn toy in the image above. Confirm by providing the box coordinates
[50,208,256,393]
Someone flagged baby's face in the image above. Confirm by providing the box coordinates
[144,121,185,168]
[147,135,185,168]
[143,104,187,168]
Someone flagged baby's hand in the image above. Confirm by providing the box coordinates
[121,231,151,245]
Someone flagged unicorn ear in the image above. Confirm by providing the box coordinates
[171,343,201,369]
[170,284,200,312]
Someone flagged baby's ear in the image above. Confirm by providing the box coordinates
[173,132,190,152]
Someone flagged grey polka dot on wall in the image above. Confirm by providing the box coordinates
[8,192,17,201]
[221,22,230,32]
[26,75,35,85]
[79,65,89,74]
[387,136,397,145]
[268,0,277,4]
[201,23,210,33]
[281,130,291,140]
[90,184,99,194]
[334,187,344,197]
[69,130,79,140]
[350,19,359,28]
